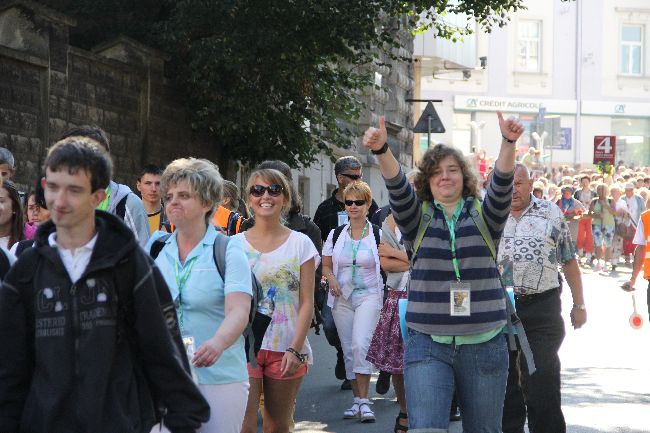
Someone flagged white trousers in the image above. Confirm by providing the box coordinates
[152,380,250,433]
[332,294,381,380]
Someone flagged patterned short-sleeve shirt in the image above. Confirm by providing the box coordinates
[497,195,576,295]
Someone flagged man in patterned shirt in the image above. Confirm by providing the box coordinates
[499,164,587,433]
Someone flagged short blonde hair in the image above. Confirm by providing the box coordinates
[246,169,292,215]
[343,181,372,203]
[161,158,223,225]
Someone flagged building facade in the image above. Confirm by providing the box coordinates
[414,0,650,169]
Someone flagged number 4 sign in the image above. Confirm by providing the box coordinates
[593,136,616,164]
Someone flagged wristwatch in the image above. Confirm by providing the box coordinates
[573,303,586,310]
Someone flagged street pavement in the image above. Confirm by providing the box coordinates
[290,262,650,433]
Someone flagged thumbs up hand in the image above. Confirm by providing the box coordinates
[497,111,524,144]
[363,116,388,152]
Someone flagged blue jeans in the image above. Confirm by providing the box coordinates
[404,329,508,433]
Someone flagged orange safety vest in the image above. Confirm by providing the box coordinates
[642,210,650,279]
[211,206,242,235]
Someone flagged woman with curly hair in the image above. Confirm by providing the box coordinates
[362,113,522,432]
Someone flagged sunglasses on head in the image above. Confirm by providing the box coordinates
[345,199,366,207]
[340,173,362,180]
[250,184,283,197]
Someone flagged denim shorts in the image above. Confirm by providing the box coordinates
[404,329,508,433]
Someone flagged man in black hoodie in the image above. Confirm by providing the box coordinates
[0,137,209,433]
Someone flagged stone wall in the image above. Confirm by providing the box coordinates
[0,1,219,192]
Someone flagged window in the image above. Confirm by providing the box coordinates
[517,21,541,72]
[621,25,643,76]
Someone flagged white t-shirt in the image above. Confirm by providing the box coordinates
[236,230,320,363]
[323,224,383,305]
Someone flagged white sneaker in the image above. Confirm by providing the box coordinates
[343,397,361,419]
[358,399,376,423]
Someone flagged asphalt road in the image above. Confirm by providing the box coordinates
[288,262,650,433]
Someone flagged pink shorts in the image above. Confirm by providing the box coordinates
[247,349,308,380]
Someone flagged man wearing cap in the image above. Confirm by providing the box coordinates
[313,155,378,390]
[622,183,645,261]
[622,183,645,229]
[500,164,586,433]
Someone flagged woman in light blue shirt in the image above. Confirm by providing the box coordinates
[146,158,252,433]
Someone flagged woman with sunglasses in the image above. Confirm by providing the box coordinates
[238,169,319,433]
[322,181,383,423]
[145,158,252,433]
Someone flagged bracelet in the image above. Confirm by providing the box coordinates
[572,303,586,311]
[371,141,389,155]
[502,135,516,144]
[286,347,307,364]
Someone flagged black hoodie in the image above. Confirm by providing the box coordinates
[0,211,209,433]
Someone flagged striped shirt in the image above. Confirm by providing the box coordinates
[385,168,514,336]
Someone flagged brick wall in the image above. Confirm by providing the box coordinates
[0,1,220,193]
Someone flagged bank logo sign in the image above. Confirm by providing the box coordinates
[454,96,577,114]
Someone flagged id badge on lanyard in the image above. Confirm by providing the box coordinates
[182,335,199,383]
[337,211,349,226]
[450,281,471,316]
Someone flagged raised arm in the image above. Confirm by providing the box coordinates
[362,117,400,180]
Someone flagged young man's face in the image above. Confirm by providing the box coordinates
[42,168,106,230]
[137,173,162,206]
[0,163,15,181]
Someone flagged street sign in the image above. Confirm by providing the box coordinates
[413,102,445,134]
[593,135,616,164]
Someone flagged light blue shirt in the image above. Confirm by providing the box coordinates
[146,226,252,385]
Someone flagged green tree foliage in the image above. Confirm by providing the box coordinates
[41,0,524,166]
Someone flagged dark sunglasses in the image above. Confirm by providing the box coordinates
[340,173,362,180]
[345,199,366,207]
[250,184,283,197]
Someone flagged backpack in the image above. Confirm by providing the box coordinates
[226,211,243,236]
[409,198,537,375]
[150,232,269,368]
[14,239,35,258]
[115,195,129,220]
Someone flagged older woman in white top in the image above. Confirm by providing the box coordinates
[322,181,383,423]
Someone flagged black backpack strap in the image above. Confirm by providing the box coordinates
[213,233,260,368]
[115,195,129,220]
[212,232,229,281]
[332,224,346,247]
[149,234,172,259]
[0,249,10,281]
[14,239,34,257]
[371,223,381,248]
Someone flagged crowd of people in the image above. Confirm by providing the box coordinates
[0,117,646,433]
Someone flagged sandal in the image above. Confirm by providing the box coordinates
[343,397,361,419]
[359,399,375,423]
[394,411,408,432]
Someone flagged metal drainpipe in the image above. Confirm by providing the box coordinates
[574,0,582,166]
